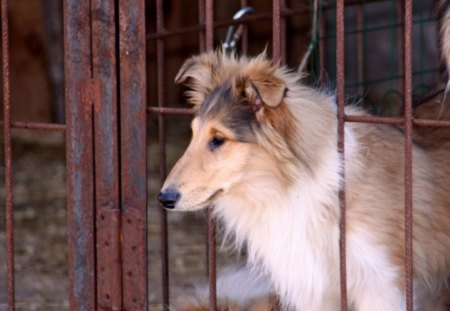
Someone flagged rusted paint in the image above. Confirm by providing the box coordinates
[147,106,195,115]
[345,114,404,125]
[272,0,281,62]
[403,0,414,309]
[280,0,287,63]
[64,0,96,310]
[356,4,364,87]
[240,0,249,53]
[118,0,148,309]
[319,13,326,87]
[91,0,122,309]
[0,121,67,131]
[199,0,206,52]
[2,0,15,309]
[336,0,348,310]
[207,209,217,311]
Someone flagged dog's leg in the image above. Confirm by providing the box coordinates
[346,229,406,311]
[352,284,405,311]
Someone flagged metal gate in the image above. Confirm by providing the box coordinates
[2,0,450,310]
[2,0,147,310]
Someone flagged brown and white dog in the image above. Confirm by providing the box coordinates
[159,13,450,311]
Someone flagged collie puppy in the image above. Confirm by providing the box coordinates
[159,50,450,310]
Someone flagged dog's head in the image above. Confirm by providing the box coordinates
[158,52,307,211]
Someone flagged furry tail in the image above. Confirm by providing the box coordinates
[175,265,275,311]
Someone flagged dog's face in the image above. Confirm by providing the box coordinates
[158,52,296,211]
[159,116,255,211]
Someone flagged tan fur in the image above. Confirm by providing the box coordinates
[161,51,450,309]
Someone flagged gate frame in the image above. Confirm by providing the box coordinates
[64,1,147,310]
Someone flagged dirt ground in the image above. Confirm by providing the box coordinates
[0,128,242,311]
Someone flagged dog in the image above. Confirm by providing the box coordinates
[159,14,450,311]
[174,265,276,311]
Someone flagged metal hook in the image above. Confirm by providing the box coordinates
[223,6,254,53]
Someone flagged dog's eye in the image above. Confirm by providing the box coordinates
[209,136,225,151]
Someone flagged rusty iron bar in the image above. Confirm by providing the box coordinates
[2,0,15,309]
[156,0,170,309]
[336,0,348,310]
[345,115,404,125]
[63,0,96,309]
[356,3,364,89]
[413,119,450,127]
[240,0,249,53]
[397,0,404,95]
[147,107,195,115]
[146,0,387,41]
[199,0,206,52]
[319,10,326,86]
[0,121,66,131]
[118,0,148,309]
[91,0,122,309]
[403,0,414,309]
[147,107,450,128]
[436,15,442,84]
[272,0,282,62]
[205,1,217,310]
[281,0,287,63]
[272,1,284,308]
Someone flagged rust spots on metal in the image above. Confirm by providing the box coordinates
[2,0,15,309]
[91,0,122,309]
[272,0,281,62]
[118,0,148,309]
[403,0,414,309]
[336,0,348,310]
[64,0,96,310]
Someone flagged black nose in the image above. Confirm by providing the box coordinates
[158,188,181,209]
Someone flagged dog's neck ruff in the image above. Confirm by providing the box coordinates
[213,126,343,309]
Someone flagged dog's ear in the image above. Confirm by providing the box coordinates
[174,53,219,109]
[249,76,286,108]
[244,71,287,112]
[175,57,212,85]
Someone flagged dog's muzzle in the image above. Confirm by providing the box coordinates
[158,188,181,209]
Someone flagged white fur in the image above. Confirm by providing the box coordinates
[213,122,405,310]
[180,265,273,309]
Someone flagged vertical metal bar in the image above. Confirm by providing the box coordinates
[118,0,148,309]
[436,16,442,84]
[403,0,413,309]
[397,0,404,92]
[91,1,122,309]
[2,0,14,309]
[280,0,287,63]
[319,12,326,86]
[272,0,281,62]
[356,4,364,88]
[199,0,206,52]
[336,1,348,310]
[205,1,217,310]
[156,0,170,309]
[240,0,249,54]
[64,0,96,310]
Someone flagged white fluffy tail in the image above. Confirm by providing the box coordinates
[175,265,275,311]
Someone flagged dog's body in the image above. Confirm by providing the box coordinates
[159,51,450,310]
